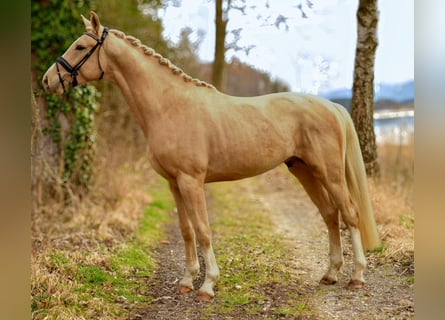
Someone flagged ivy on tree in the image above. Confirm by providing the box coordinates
[32,0,99,192]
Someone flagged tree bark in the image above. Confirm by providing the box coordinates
[212,0,228,91]
[351,0,380,177]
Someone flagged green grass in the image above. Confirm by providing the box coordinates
[33,174,314,319]
[405,275,414,285]
[399,213,414,231]
[77,264,109,284]
[276,300,308,318]
[202,180,312,318]
[31,178,174,320]
[369,244,387,254]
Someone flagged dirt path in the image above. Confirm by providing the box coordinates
[249,168,414,319]
[130,221,207,319]
[134,167,413,319]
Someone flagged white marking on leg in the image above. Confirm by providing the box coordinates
[198,243,220,298]
[324,228,343,282]
[179,244,199,290]
[349,226,367,283]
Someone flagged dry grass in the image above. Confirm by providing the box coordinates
[32,90,151,252]
[369,139,414,269]
[31,125,169,319]
[31,77,174,319]
[32,154,155,252]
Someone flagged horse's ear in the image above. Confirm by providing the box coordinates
[89,11,101,35]
[81,14,91,30]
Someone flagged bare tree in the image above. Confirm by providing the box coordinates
[212,0,229,90]
[212,0,311,91]
[351,0,380,177]
[212,0,250,91]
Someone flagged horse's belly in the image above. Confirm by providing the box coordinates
[205,165,279,182]
[205,146,288,182]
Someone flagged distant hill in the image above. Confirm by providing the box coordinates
[376,81,414,103]
[322,80,414,104]
[330,98,414,113]
[321,80,414,112]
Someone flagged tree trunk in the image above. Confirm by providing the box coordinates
[351,0,380,177]
[212,0,228,91]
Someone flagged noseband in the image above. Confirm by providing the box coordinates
[56,27,109,92]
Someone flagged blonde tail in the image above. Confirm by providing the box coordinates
[342,108,381,251]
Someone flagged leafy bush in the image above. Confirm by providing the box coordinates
[32,0,98,193]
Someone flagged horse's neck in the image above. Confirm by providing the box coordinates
[105,33,197,134]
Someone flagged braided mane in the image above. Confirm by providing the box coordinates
[110,29,215,89]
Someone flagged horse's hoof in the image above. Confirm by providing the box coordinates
[195,292,213,302]
[320,276,337,285]
[347,279,365,289]
[179,285,193,294]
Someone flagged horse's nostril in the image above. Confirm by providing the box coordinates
[43,75,49,90]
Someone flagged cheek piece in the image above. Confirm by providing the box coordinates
[55,27,109,92]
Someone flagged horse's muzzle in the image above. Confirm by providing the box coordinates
[42,67,64,95]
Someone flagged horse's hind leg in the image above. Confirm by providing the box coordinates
[314,165,367,289]
[286,159,344,285]
[169,181,200,293]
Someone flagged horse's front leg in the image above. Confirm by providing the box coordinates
[169,181,200,293]
[175,172,220,301]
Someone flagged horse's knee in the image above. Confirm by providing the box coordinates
[180,224,195,242]
[195,225,212,248]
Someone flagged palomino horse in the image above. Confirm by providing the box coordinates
[42,12,380,301]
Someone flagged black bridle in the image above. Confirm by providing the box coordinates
[56,27,109,92]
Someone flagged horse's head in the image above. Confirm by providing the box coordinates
[42,11,108,95]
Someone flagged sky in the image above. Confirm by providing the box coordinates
[157,0,414,94]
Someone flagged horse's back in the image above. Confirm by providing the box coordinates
[202,91,344,182]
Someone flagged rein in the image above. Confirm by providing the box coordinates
[56,27,109,92]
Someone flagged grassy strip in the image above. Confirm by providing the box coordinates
[202,181,312,319]
[31,179,174,320]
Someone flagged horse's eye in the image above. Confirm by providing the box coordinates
[76,45,86,51]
